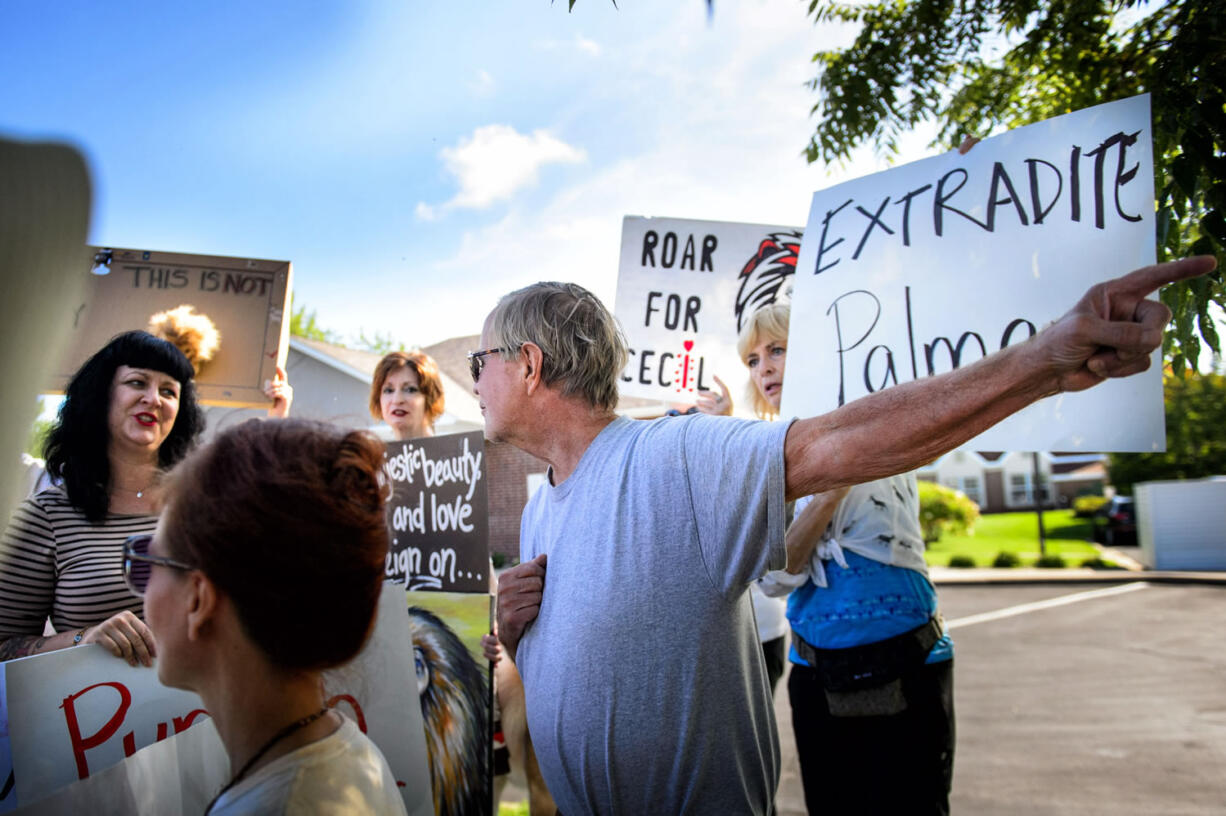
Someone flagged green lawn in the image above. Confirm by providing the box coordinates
[924,509,1112,567]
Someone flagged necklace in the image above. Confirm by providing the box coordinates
[204,707,331,814]
[111,481,155,499]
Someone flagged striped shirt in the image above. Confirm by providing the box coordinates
[0,487,152,640]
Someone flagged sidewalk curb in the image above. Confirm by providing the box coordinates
[931,567,1226,586]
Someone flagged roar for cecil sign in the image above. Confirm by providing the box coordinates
[614,216,804,405]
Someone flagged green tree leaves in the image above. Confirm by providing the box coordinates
[1108,372,1226,492]
[805,0,1225,371]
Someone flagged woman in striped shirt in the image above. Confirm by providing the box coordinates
[0,330,204,664]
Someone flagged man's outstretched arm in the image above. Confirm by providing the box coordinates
[784,256,1218,500]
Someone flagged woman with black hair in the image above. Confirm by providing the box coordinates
[0,330,204,665]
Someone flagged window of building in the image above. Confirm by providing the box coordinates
[1009,473,1050,505]
[961,476,981,505]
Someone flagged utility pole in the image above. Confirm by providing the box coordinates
[1031,451,1047,557]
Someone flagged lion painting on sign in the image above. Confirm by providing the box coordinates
[409,606,490,816]
[734,230,802,331]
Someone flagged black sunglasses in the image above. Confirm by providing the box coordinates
[466,347,507,383]
[123,534,194,597]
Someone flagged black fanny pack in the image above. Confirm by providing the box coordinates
[792,616,943,717]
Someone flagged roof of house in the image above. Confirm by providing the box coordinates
[918,450,1108,471]
[291,336,383,380]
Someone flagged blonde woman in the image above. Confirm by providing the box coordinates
[739,302,956,816]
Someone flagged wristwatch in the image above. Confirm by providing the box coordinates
[72,628,87,645]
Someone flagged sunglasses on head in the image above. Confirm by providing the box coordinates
[466,347,507,383]
[123,534,194,597]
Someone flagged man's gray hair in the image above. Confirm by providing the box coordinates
[490,282,628,412]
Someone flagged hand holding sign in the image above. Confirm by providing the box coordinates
[782,255,1219,500]
[263,365,293,419]
[1039,255,1218,393]
[84,610,156,668]
[694,375,733,416]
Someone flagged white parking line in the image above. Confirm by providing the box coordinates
[945,582,1150,630]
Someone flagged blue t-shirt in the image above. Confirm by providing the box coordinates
[786,549,953,665]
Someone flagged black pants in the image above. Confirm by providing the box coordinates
[788,659,955,816]
[762,635,787,697]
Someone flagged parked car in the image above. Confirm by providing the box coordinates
[1094,496,1136,546]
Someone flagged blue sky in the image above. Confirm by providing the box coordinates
[2,0,941,349]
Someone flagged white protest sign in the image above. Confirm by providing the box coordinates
[6,647,209,805]
[11,718,228,816]
[614,217,803,405]
[4,583,432,815]
[783,94,1160,452]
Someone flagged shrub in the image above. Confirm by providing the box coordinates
[1035,554,1066,568]
[947,554,977,568]
[992,551,1022,568]
[1079,556,1123,570]
[917,481,980,543]
[1072,495,1110,518]
[491,551,509,569]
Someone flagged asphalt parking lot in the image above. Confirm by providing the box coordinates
[774,579,1226,815]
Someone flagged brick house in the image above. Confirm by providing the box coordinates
[915,450,1108,513]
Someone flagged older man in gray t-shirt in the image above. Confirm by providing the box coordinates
[516,414,788,813]
[479,261,1208,814]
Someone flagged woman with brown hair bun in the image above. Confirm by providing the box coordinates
[130,418,407,815]
[369,351,445,440]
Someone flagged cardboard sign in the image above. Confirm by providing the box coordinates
[3,583,432,814]
[614,217,804,405]
[784,94,1161,452]
[49,246,291,407]
[383,432,490,593]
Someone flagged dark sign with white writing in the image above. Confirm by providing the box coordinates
[383,431,489,593]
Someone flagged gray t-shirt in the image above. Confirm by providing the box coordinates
[516,414,791,814]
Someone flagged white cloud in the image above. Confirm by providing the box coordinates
[420,124,587,217]
[574,35,601,57]
[533,33,602,57]
[469,68,495,96]
[402,0,943,343]
[414,202,437,221]
[315,0,944,348]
